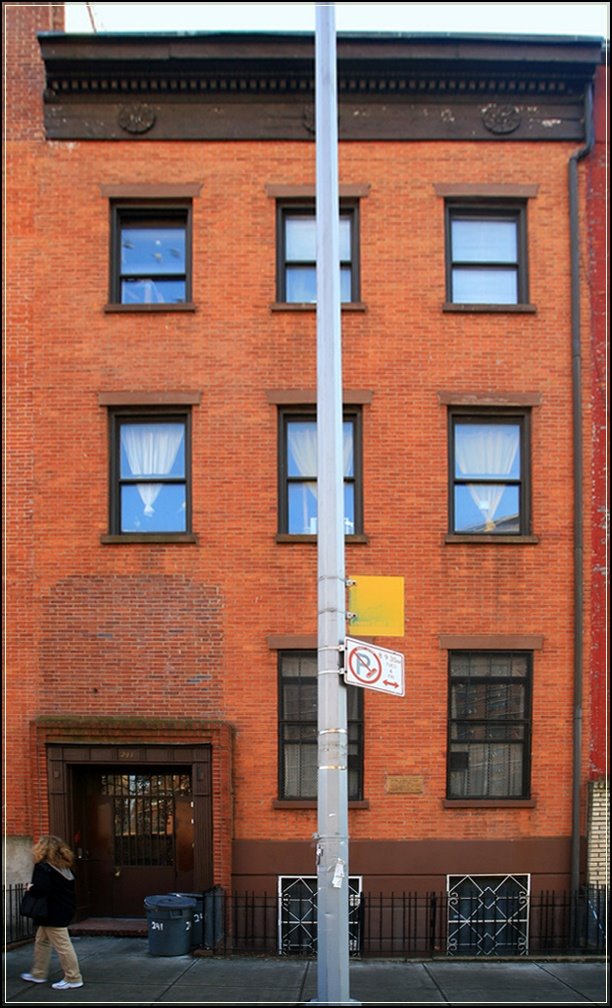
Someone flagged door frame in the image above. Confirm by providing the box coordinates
[47,743,213,918]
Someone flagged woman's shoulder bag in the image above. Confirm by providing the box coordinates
[19,889,48,919]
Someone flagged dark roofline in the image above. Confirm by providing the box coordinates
[37,29,604,60]
[38,30,603,87]
[38,29,607,45]
[38,29,603,143]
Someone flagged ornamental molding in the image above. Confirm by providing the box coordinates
[39,34,599,141]
[481,103,521,134]
[43,71,581,101]
[40,32,600,105]
[302,104,315,134]
[118,103,156,134]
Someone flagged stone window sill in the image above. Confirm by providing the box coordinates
[443,799,536,808]
[273,800,370,810]
[445,534,539,544]
[104,303,197,313]
[101,533,199,544]
[270,302,367,312]
[275,534,369,544]
[443,302,536,314]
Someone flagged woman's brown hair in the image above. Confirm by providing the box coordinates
[33,835,74,869]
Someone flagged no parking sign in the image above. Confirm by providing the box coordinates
[344,637,405,697]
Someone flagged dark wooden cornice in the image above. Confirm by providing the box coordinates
[37,30,603,141]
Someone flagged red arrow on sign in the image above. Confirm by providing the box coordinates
[383,679,400,689]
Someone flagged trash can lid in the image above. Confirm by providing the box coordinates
[144,894,196,910]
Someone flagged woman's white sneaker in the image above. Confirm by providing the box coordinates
[51,979,84,989]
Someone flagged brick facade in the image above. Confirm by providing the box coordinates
[4,4,606,908]
[586,781,609,887]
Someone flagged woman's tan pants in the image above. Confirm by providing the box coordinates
[31,926,83,983]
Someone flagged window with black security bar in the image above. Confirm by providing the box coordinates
[101,772,191,866]
[278,652,363,801]
[447,652,532,799]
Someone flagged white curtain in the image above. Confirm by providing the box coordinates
[464,744,523,797]
[123,279,166,304]
[288,423,353,532]
[122,423,184,516]
[288,424,317,532]
[284,745,317,798]
[288,423,317,481]
[142,279,165,304]
[456,425,518,530]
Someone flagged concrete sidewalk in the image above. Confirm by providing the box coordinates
[3,937,608,1006]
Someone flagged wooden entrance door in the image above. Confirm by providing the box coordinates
[77,769,195,917]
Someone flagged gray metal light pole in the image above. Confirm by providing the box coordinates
[314,5,355,1005]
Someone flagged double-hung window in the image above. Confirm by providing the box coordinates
[449,409,530,535]
[446,203,528,306]
[278,651,363,801]
[447,651,532,799]
[110,202,192,305]
[108,408,191,536]
[277,202,359,303]
[278,407,362,536]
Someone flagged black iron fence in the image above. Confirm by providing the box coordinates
[399,886,607,957]
[3,884,37,946]
[199,887,607,958]
[4,884,606,957]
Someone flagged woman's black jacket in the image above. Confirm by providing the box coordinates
[29,861,77,927]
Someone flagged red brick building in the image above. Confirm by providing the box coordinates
[585,51,609,891]
[4,4,607,951]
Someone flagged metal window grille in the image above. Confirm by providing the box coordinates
[447,874,530,955]
[447,651,532,799]
[278,651,363,800]
[101,772,191,867]
[278,876,362,955]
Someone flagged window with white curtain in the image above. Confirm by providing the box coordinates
[450,410,530,535]
[445,203,528,305]
[278,407,362,536]
[110,410,190,535]
[447,652,532,799]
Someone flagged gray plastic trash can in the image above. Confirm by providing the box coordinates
[144,894,196,956]
[169,892,203,948]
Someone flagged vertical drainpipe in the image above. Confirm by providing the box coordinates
[568,81,594,900]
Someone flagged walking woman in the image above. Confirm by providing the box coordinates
[20,835,84,990]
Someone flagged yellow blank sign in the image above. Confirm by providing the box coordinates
[348,575,405,636]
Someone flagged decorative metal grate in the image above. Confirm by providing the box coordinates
[278,876,362,955]
[447,874,530,955]
[100,772,191,867]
